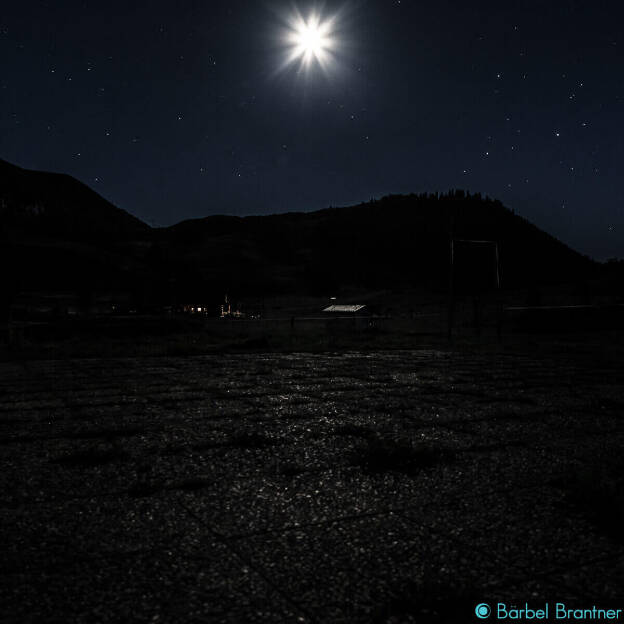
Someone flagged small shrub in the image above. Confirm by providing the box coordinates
[128,481,163,498]
[353,436,455,476]
[558,456,624,544]
[54,447,128,467]
[169,477,212,492]
[333,423,374,438]
[230,431,276,449]
[372,579,477,623]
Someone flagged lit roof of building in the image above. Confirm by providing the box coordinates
[322,305,367,313]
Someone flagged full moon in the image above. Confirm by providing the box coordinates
[293,16,330,63]
[281,10,337,73]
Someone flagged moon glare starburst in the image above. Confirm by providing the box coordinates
[281,10,338,73]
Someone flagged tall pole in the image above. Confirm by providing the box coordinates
[495,243,503,340]
[447,216,455,340]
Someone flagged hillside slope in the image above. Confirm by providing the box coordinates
[160,191,595,297]
[0,159,600,303]
[0,159,149,242]
[0,159,152,296]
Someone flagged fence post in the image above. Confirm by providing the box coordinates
[447,217,455,341]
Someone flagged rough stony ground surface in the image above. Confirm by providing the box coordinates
[0,349,623,623]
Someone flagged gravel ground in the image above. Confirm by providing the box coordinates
[0,349,622,622]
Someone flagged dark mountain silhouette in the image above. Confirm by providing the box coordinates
[1,158,608,308]
[0,159,151,299]
[159,192,596,298]
[0,159,148,242]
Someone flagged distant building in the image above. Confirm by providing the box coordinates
[322,304,368,314]
[182,304,209,315]
[322,304,372,331]
[220,294,245,319]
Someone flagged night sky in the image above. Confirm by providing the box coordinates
[2,1,622,259]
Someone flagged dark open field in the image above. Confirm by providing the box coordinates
[1,342,623,622]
